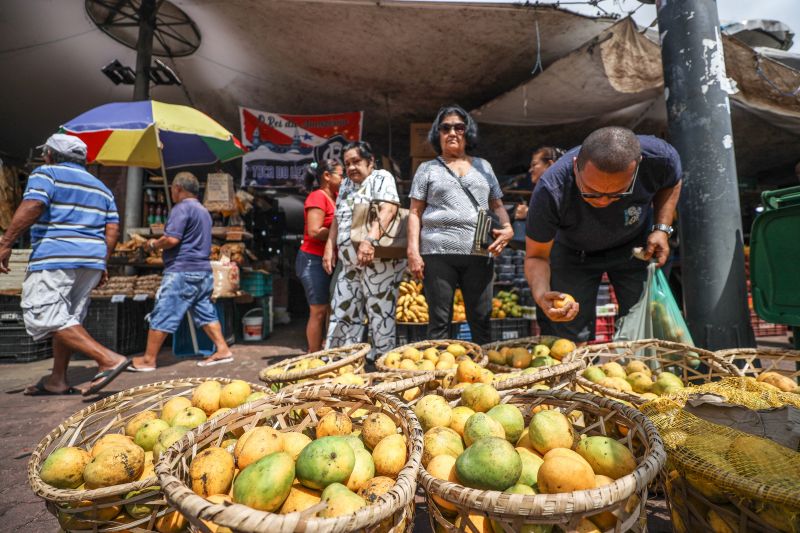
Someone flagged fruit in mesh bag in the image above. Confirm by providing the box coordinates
[756,371,798,393]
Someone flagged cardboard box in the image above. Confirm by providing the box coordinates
[411,157,429,178]
[409,122,436,158]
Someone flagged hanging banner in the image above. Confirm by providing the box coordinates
[239,107,363,187]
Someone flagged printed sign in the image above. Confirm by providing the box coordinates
[239,108,363,188]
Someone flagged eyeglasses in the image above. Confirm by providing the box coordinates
[575,158,640,199]
[438,122,467,134]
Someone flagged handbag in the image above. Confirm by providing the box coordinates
[436,157,502,251]
[350,200,409,259]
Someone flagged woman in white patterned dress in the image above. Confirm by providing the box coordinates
[406,105,514,345]
[323,141,406,360]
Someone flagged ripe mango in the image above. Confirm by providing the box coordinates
[317,411,353,438]
[134,419,170,452]
[279,482,321,514]
[190,446,235,496]
[461,383,500,413]
[358,476,395,504]
[192,381,222,416]
[345,448,375,492]
[487,404,525,444]
[232,451,294,512]
[84,445,145,488]
[527,410,576,455]
[170,407,207,429]
[464,413,506,447]
[575,436,637,480]
[372,433,406,478]
[235,427,284,469]
[362,412,397,450]
[219,380,251,408]
[282,431,312,461]
[537,455,596,494]
[90,434,138,457]
[125,411,158,438]
[413,395,452,432]
[422,426,464,467]
[515,447,544,487]
[456,437,521,491]
[426,454,459,513]
[161,396,192,425]
[449,406,475,438]
[41,447,91,489]
[319,483,366,518]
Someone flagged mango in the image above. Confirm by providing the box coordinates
[190,446,235,496]
[57,498,122,530]
[170,407,208,429]
[235,427,284,469]
[41,447,91,489]
[124,486,160,519]
[449,406,476,438]
[358,476,395,504]
[625,360,651,376]
[342,434,366,453]
[362,412,397,450]
[527,410,575,455]
[625,372,653,393]
[319,483,366,518]
[161,396,192,425]
[345,448,375,491]
[282,431,312,460]
[372,433,406,478]
[456,513,493,533]
[296,436,355,489]
[232,451,294,512]
[317,411,353,438]
[510,348,532,369]
[537,455,595,494]
[219,380,251,408]
[757,371,797,392]
[490,485,551,533]
[549,339,575,360]
[456,437,521,491]
[280,482,321,514]
[246,391,268,403]
[125,411,158,438]
[138,451,155,481]
[601,361,626,379]
[542,447,592,468]
[575,436,637,480]
[582,367,606,383]
[464,412,506,447]
[414,395,452,432]
[461,383,501,413]
[599,376,633,393]
[209,407,232,420]
[84,445,145,488]
[200,494,233,532]
[487,350,506,366]
[90,434,138,457]
[153,426,190,460]
[422,426,464,467]
[447,344,467,357]
[516,447,544,487]
[135,419,170,452]
[192,381,222,416]
[487,404,525,444]
[456,359,483,384]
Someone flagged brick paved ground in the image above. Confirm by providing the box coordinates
[1,324,790,532]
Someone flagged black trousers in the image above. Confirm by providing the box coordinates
[422,254,494,346]
[536,241,648,343]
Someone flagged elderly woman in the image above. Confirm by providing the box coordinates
[323,141,405,360]
[407,104,514,345]
[297,159,343,352]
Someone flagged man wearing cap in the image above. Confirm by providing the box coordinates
[0,134,130,395]
[525,126,682,343]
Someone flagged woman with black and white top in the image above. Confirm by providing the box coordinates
[407,104,514,345]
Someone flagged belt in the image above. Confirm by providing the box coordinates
[558,239,642,261]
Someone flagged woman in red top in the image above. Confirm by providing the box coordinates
[296,159,343,351]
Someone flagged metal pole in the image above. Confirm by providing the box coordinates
[655,0,755,349]
[123,0,158,237]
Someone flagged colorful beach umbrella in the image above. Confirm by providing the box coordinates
[61,100,244,169]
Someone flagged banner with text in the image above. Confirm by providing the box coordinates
[239,107,363,187]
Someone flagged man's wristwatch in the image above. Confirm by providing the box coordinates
[366,237,380,248]
[650,223,674,236]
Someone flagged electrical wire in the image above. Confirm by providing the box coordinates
[0,27,98,55]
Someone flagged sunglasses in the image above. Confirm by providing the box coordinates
[575,157,640,199]
[439,122,467,134]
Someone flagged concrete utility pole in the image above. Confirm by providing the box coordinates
[123,0,158,237]
[655,0,755,349]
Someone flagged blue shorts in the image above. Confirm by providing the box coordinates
[295,250,331,305]
[148,271,218,333]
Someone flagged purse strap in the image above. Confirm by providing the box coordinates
[436,156,483,213]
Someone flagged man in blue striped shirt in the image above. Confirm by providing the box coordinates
[0,134,130,395]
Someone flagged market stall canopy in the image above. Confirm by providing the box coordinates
[0,0,615,161]
[472,17,800,177]
[61,100,244,169]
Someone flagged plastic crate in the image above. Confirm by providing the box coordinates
[394,322,428,347]
[241,271,272,298]
[0,294,24,324]
[750,309,789,337]
[451,322,472,341]
[490,318,531,342]
[173,298,236,357]
[591,315,616,344]
[83,299,154,355]
[0,325,52,363]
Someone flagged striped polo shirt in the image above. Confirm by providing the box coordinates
[23,162,119,271]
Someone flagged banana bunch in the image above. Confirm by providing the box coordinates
[396,280,429,323]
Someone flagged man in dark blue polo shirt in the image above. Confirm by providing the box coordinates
[525,127,682,342]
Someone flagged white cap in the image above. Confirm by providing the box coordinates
[38,133,87,159]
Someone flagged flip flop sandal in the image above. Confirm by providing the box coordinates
[23,380,81,396]
[83,358,132,396]
[126,365,156,372]
[196,356,234,367]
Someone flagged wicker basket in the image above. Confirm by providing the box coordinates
[419,388,667,532]
[716,347,800,387]
[28,378,270,532]
[156,384,423,533]
[572,339,740,406]
[437,358,586,401]
[375,339,486,378]
[279,371,437,399]
[481,336,568,373]
[258,344,370,392]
